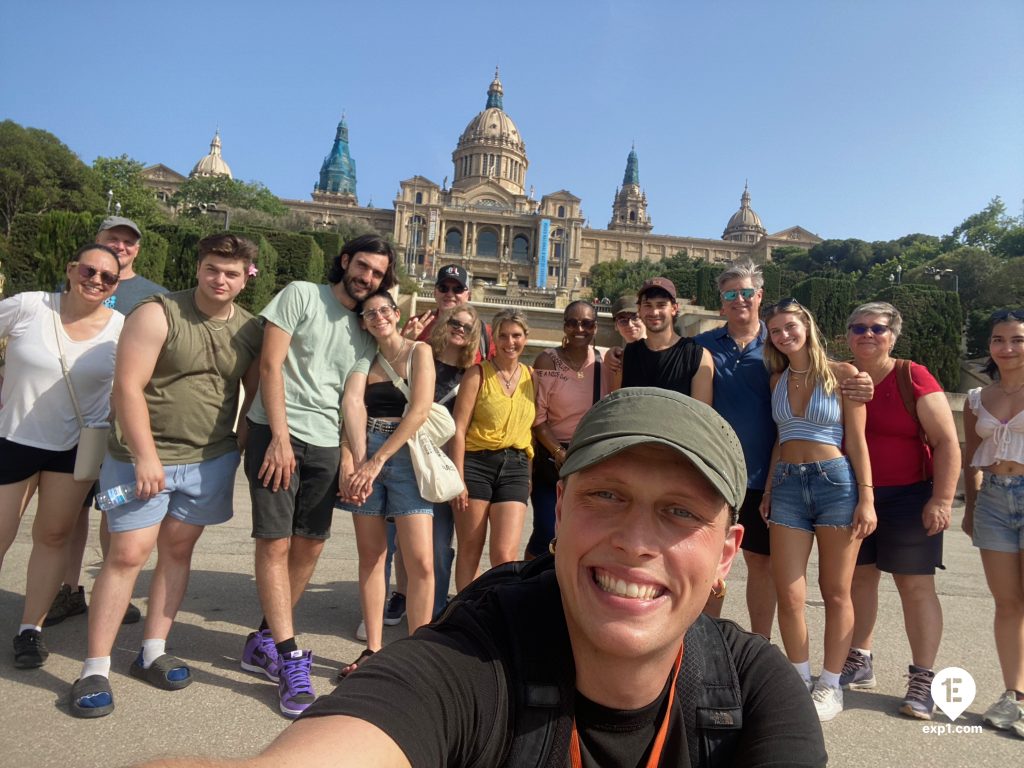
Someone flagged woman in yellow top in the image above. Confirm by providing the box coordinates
[451,308,535,590]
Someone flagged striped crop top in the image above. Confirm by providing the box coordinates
[771,368,844,447]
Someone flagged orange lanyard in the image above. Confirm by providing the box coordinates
[569,646,684,768]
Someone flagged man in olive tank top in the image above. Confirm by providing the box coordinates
[68,234,263,719]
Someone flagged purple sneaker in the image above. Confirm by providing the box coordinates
[278,649,316,718]
[241,630,280,682]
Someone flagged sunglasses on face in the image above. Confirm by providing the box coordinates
[615,313,642,325]
[564,318,596,331]
[991,308,1024,322]
[447,318,474,333]
[721,288,757,302]
[436,284,467,295]
[70,261,119,287]
[361,305,395,320]
[848,323,890,335]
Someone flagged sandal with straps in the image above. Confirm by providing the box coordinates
[337,648,375,680]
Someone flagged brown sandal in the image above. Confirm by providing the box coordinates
[337,648,375,680]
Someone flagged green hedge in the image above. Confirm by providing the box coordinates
[694,264,725,308]
[237,233,278,314]
[233,227,323,293]
[309,231,343,282]
[791,277,856,339]
[879,285,961,389]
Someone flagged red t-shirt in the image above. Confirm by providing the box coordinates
[864,361,943,487]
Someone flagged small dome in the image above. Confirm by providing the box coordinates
[723,183,765,242]
[190,131,233,179]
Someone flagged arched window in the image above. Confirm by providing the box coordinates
[477,229,498,256]
[512,235,529,262]
[551,228,565,263]
[415,191,423,205]
[445,228,463,255]
[629,210,636,222]
[557,205,566,218]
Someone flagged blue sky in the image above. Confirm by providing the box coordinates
[2,0,1021,243]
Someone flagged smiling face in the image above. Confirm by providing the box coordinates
[446,308,474,350]
[846,312,893,364]
[563,304,597,350]
[359,294,398,341]
[495,320,527,362]
[68,247,121,304]
[719,277,762,329]
[435,279,469,310]
[554,443,739,669]
[990,319,1024,376]
[638,292,677,334]
[95,226,140,276]
[342,251,390,303]
[767,311,808,357]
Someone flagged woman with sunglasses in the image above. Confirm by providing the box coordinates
[963,308,1024,735]
[2,245,124,669]
[601,294,645,393]
[337,289,437,677]
[760,298,875,722]
[839,302,959,721]
[528,301,603,559]
[451,308,535,590]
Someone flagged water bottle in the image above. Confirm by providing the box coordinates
[96,483,138,511]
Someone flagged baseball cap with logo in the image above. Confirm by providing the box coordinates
[436,264,469,291]
[559,387,746,513]
[98,216,142,239]
[610,294,639,316]
[637,277,677,302]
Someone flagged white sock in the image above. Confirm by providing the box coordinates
[82,656,111,679]
[141,638,167,668]
[819,669,841,689]
[792,660,811,681]
[18,624,42,634]
[852,647,872,658]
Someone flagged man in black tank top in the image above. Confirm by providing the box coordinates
[620,278,714,405]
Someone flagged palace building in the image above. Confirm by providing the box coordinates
[142,71,822,298]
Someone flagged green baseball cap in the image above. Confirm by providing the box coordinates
[559,387,747,510]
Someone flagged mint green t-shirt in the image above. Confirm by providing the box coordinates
[248,282,375,447]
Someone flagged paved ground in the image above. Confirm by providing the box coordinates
[1,472,1020,767]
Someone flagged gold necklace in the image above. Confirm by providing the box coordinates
[559,348,587,380]
[788,366,809,390]
[383,339,407,367]
[999,381,1024,395]
[497,364,520,389]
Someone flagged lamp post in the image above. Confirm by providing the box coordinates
[106,189,113,214]
[926,266,958,293]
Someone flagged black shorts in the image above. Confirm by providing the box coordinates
[0,437,77,484]
[738,489,769,555]
[463,448,530,505]
[856,481,944,575]
[244,421,340,540]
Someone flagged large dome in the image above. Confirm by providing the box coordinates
[723,183,765,243]
[190,131,233,179]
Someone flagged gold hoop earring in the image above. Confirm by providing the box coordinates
[548,537,557,555]
[561,335,569,348]
[711,579,727,600]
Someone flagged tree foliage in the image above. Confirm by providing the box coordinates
[587,258,662,301]
[92,154,166,226]
[0,120,104,237]
[171,175,288,217]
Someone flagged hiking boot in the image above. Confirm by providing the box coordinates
[240,629,281,683]
[811,679,844,722]
[839,648,876,690]
[383,592,406,626]
[122,602,142,625]
[44,584,88,627]
[277,650,316,718]
[982,690,1024,730]
[899,665,935,720]
[13,629,49,669]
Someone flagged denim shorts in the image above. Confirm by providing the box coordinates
[767,456,858,533]
[972,473,1024,553]
[463,447,530,505]
[336,430,432,519]
[101,451,239,533]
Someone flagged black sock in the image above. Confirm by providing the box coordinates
[276,637,298,656]
[1014,690,1024,702]
[258,617,269,632]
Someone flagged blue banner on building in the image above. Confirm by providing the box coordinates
[537,218,550,288]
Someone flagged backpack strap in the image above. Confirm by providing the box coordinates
[893,358,929,482]
[681,615,744,767]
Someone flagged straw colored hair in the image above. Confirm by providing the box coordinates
[763,299,837,395]
[430,305,481,369]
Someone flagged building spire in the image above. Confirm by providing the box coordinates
[486,66,504,110]
[622,144,640,187]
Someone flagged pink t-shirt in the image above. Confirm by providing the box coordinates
[532,348,604,442]
[864,361,943,487]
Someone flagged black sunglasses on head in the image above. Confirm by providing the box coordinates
[762,297,801,317]
[991,308,1024,322]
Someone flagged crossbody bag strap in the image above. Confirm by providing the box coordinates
[50,293,86,429]
[376,342,413,399]
[437,382,460,406]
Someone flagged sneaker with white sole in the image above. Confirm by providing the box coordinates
[383,592,406,626]
[278,649,316,719]
[899,665,935,720]
[839,648,876,690]
[811,679,844,722]
[982,690,1024,730]
[355,619,367,642]
[240,629,281,682]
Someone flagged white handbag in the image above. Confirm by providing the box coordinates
[376,346,464,503]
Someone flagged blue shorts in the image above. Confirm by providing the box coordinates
[767,456,858,533]
[856,481,944,574]
[101,452,240,533]
[972,473,1024,553]
[336,430,432,519]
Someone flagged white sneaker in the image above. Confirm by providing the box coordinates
[811,679,844,722]
[983,690,1024,730]
[355,619,367,642]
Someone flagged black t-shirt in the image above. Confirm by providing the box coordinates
[302,572,826,768]
[622,337,704,395]
[434,359,463,415]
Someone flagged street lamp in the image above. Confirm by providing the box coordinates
[106,189,113,214]
[926,266,958,293]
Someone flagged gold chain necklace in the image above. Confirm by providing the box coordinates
[383,339,407,367]
[559,348,587,380]
[789,366,810,390]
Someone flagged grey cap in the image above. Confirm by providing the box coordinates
[559,387,747,510]
[610,294,638,316]
[98,216,142,238]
